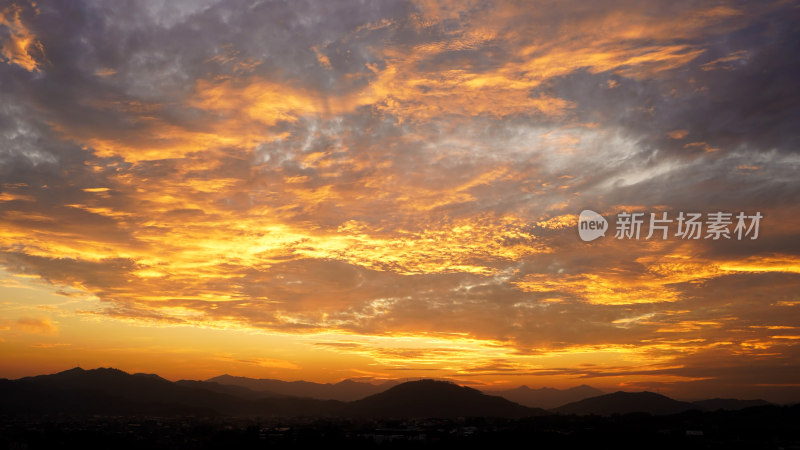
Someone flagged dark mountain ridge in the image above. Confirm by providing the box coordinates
[342,379,546,418]
[1,367,340,416]
[691,397,771,411]
[555,391,697,415]
[1,368,536,418]
[485,384,605,409]
[207,374,398,401]
[553,390,774,415]
[0,368,777,419]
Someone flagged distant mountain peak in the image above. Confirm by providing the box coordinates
[342,379,541,419]
[49,366,128,378]
[208,374,397,401]
[692,398,771,411]
[133,372,170,382]
[485,384,605,409]
[554,390,696,415]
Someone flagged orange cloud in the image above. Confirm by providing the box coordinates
[10,317,58,335]
[0,3,43,72]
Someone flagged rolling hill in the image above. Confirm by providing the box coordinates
[342,379,544,418]
[0,367,340,416]
[691,398,771,411]
[554,391,696,415]
[0,369,537,418]
[0,368,778,419]
[207,374,398,401]
[486,384,604,409]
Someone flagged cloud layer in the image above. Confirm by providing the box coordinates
[1,0,798,400]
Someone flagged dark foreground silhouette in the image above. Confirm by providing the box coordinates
[1,368,546,418]
[2,408,799,450]
[1,368,797,448]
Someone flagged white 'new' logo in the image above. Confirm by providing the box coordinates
[578,210,608,242]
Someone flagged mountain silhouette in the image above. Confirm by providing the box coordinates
[0,367,339,416]
[173,379,274,399]
[554,391,696,415]
[207,374,398,401]
[1,369,536,418]
[341,379,544,418]
[486,384,604,409]
[132,372,171,382]
[2,367,223,415]
[691,398,771,411]
[2,368,780,419]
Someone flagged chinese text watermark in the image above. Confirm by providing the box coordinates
[578,210,762,242]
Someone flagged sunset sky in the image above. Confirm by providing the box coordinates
[1,0,799,402]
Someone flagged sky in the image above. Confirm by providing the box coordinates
[0,0,799,402]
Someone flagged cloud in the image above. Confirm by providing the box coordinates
[7,317,59,335]
[0,0,798,398]
[212,353,301,370]
[0,3,44,72]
